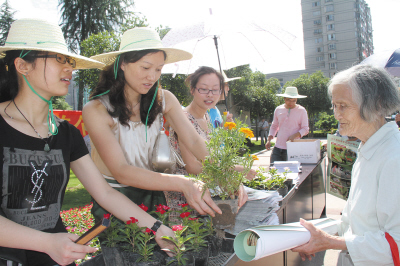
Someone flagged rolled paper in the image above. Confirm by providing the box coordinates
[234,217,340,261]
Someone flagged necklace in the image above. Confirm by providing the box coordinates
[12,100,52,152]
[132,99,141,109]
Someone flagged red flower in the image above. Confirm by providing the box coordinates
[127,217,138,224]
[139,203,148,212]
[162,205,170,210]
[172,225,184,231]
[180,212,190,218]
[178,203,189,208]
[156,205,166,214]
[188,217,198,221]
[145,228,156,234]
[103,213,111,219]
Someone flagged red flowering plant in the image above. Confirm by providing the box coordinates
[152,203,171,224]
[175,203,213,252]
[162,224,195,265]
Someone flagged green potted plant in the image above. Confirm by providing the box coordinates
[244,167,291,197]
[192,117,256,229]
[162,225,195,266]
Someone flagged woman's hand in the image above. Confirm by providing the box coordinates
[45,233,97,265]
[291,219,345,261]
[155,225,176,257]
[180,178,222,217]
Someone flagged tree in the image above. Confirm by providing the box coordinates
[59,0,134,110]
[285,71,331,136]
[52,96,72,110]
[0,0,16,46]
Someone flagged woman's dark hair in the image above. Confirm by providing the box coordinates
[185,66,224,94]
[0,50,42,102]
[91,49,166,127]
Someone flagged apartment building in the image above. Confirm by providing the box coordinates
[266,0,373,85]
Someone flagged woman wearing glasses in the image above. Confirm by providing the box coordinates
[166,67,249,218]
[0,19,176,266]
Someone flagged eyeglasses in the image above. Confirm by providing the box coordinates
[196,88,222,95]
[35,53,76,68]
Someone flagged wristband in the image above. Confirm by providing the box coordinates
[151,220,163,233]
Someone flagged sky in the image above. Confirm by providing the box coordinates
[3,0,400,73]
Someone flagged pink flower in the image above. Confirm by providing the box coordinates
[180,212,190,218]
[172,225,184,231]
[139,203,148,212]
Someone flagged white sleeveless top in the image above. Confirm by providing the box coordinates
[91,93,165,186]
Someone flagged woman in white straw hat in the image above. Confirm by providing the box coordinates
[83,28,222,229]
[0,19,175,266]
[266,86,309,164]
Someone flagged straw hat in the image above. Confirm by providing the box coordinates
[0,18,104,70]
[276,86,307,98]
[221,71,241,83]
[91,27,192,66]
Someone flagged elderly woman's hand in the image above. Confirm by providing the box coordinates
[291,219,346,261]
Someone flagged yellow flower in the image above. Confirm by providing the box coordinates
[240,128,254,138]
[252,155,259,160]
[223,112,228,116]
[224,122,236,130]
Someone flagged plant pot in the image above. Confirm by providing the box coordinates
[277,185,288,197]
[166,254,195,266]
[101,245,126,266]
[211,197,239,230]
[207,233,235,257]
[186,244,210,266]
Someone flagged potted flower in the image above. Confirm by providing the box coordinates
[245,167,291,197]
[175,203,212,266]
[162,225,195,266]
[192,117,255,229]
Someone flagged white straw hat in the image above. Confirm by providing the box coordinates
[276,86,307,98]
[221,70,241,83]
[91,27,193,66]
[0,18,104,70]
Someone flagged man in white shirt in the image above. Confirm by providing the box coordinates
[258,118,269,146]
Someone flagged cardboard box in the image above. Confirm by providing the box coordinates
[287,139,321,164]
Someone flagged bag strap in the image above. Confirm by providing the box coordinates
[385,232,400,266]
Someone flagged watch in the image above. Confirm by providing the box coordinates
[151,220,163,233]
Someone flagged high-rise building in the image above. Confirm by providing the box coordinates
[266,0,373,84]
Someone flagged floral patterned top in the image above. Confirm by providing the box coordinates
[165,111,211,221]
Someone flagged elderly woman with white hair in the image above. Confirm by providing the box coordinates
[292,64,400,266]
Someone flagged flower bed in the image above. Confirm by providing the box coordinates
[60,203,101,263]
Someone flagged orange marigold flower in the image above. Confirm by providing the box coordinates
[252,155,259,160]
[224,122,236,130]
[240,128,254,138]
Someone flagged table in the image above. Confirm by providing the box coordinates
[225,157,327,266]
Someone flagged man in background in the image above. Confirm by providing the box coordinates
[266,87,309,164]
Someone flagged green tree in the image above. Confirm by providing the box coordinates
[79,31,120,95]
[315,112,337,132]
[59,0,134,110]
[52,96,72,110]
[285,71,331,136]
[161,74,192,106]
[0,0,16,46]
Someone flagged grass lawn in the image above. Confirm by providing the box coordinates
[62,170,92,211]
[61,140,268,210]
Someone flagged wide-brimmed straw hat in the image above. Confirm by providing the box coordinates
[276,86,307,98]
[0,18,104,70]
[221,71,241,83]
[91,27,192,66]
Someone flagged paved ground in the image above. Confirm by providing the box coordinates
[250,137,347,266]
